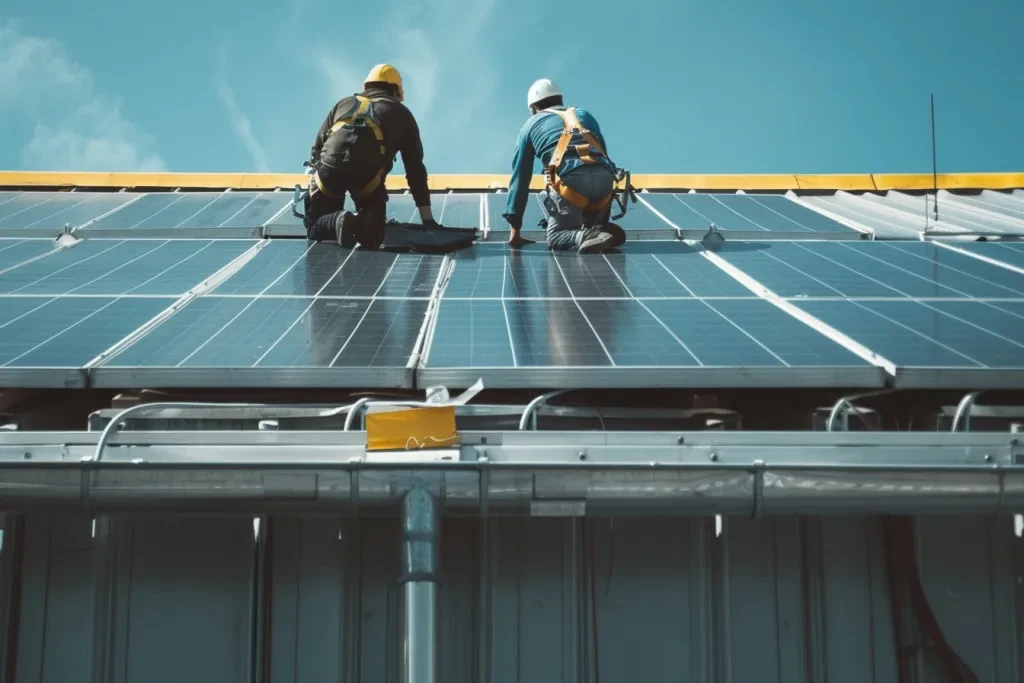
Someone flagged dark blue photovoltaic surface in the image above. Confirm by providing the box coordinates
[716,241,1024,298]
[0,239,57,270]
[104,297,427,368]
[0,296,171,367]
[427,296,869,369]
[957,242,1024,271]
[642,299,866,366]
[443,243,750,298]
[0,240,253,295]
[427,300,515,367]
[428,193,481,228]
[81,193,287,231]
[213,243,443,297]
[82,191,291,231]
[0,192,136,230]
[642,193,858,234]
[486,193,548,232]
[795,300,1024,368]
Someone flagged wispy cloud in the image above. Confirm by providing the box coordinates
[307,0,512,171]
[0,19,165,172]
[216,46,271,173]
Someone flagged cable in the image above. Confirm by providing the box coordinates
[587,520,601,683]
[883,516,979,683]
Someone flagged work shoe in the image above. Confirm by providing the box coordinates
[578,227,615,254]
[336,211,359,249]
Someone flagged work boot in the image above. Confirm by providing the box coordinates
[578,226,615,254]
[602,222,627,250]
[337,211,359,249]
[357,207,387,249]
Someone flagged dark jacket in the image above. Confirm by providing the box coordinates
[310,87,431,207]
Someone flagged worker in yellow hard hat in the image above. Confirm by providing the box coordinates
[305,64,439,248]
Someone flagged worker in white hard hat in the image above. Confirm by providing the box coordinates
[501,78,626,253]
[305,64,440,249]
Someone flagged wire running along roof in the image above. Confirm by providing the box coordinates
[0,174,1022,392]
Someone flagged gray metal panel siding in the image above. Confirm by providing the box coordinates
[6,514,1022,683]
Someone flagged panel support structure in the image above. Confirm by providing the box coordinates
[400,487,438,683]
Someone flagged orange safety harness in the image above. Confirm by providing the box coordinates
[542,107,614,213]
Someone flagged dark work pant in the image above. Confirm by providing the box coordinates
[305,161,388,246]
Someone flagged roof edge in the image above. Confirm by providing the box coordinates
[0,171,1022,192]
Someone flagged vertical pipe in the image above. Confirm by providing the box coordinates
[400,488,439,683]
[931,93,939,223]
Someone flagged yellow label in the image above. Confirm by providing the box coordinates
[365,406,459,452]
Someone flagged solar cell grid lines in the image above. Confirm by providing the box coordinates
[0,239,255,296]
[640,192,864,240]
[91,245,441,388]
[715,241,1024,299]
[82,191,293,235]
[0,239,59,270]
[423,241,882,389]
[0,192,138,233]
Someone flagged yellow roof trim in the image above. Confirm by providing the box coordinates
[0,171,1021,192]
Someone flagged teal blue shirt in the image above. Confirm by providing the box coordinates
[502,106,612,229]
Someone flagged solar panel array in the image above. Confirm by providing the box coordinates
[0,189,1022,390]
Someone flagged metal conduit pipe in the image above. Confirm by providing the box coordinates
[343,398,373,431]
[400,487,438,683]
[518,390,568,431]
[92,400,359,461]
[951,391,984,432]
[825,388,900,432]
[94,402,269,462]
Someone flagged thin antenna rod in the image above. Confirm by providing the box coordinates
[931,92,938,222]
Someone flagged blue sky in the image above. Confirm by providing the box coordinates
[1,0,1022,175]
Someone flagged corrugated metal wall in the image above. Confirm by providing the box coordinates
[2,514,1021,683]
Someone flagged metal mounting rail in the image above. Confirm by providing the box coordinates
[1,430,1022,516]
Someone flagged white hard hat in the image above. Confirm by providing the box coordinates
[527,78,562,108]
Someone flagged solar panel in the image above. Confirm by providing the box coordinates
[421,242,880,388]
[0,296,173,387]
[212,242,444,298]
[0,192,136,234]
[641,193,865,240]
[0,239,58,270]
[955,242,1024,271]
[795,299,1024,388]
[0,239,254,296]
[89,247,445,388]
[485,192,548,234]
[714,241,1024,299]
[93,296,427,388]
[431,193,481,228]
[81,192,293,237]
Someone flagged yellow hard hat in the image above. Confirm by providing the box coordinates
[364,64,404,102]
